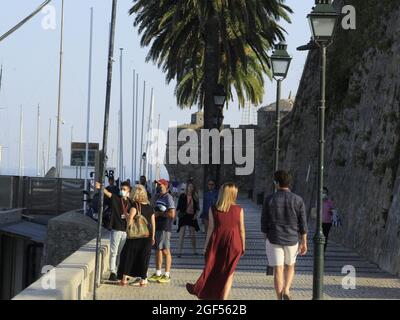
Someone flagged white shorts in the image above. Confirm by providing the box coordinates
[266,239,299,266]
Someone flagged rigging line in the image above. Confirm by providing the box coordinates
[0,0,52,43]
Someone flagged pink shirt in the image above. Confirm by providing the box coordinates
[323,199,334,223]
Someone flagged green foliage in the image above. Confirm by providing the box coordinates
[129,0,292,109]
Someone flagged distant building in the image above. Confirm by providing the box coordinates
[165,111,255,192]
[70,142,99,167]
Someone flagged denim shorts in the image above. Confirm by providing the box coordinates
[155,230,171,250]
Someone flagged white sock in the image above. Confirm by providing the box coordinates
[165,272,170,278]
[156,270,162,276]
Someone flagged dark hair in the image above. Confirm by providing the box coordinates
[274,170,292,188]
[108,176,115,182]
[121,181,131,191]
[323,187,329,194]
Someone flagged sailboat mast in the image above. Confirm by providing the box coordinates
[55,0,65,177]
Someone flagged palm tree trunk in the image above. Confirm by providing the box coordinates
[203,10,220,191]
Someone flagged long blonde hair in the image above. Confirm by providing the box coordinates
[215,183,238,212]
[131,184,150,204]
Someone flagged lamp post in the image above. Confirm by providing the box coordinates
[213,84,226,187]
[270,42,292,176]
[307,0,339,300]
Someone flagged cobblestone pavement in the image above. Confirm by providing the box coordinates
[95,198,400,300]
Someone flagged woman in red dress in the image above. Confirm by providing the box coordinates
[186,183,246,300]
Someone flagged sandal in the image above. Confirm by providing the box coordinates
[140,279,148,287]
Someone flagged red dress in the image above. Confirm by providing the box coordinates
[187,204,244,300]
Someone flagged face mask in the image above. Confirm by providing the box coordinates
[120,190,128,198]
[322,193,328,199]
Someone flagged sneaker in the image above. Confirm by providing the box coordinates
[108,273,117,282]
[157,275,171,284]
[148,273,162,282]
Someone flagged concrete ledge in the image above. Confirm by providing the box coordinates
[0,208,23,225]
[13,231,110,300]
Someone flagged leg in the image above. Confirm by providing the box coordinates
[266,239,284,299]
[283,264,296,296]
[222,272,235,300]
[109,230,120,275]
[189,227,197,254]
[164,231,172,274]
[156,250,163,271]
[273,266,284,299]
[203,219,209,234]
[164,249,172,273]
[282,243,299,298]
[322,223,332,253]
[178,226,186,256]
[116,232,127,271]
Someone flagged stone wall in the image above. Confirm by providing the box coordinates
[255,0,400,275]
[45,211,99,267]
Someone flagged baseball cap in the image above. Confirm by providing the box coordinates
[157,179,169,188]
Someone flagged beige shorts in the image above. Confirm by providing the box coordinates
[266,239,299,266]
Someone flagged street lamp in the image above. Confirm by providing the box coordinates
[270,42,292,175]
[213,84,227,110]
[308,0,339,43]
[307,0,339,300]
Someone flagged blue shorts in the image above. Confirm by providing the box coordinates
[155,230,171,250]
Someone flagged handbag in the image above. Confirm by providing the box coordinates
[126,202,150,239]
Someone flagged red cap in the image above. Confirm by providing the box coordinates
[157,179,169,188]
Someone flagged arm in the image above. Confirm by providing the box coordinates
[151,213,156,245]
[165,208,176,219]
[261,196,269,240]
[176,194,183,213]
[203,208,214,253]
[298,199,308,255]
[95,182,112,199]
[193,197,200,220]
[128,207,137,226]
[240,208,246,253]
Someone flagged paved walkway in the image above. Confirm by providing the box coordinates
[96,198,400,300]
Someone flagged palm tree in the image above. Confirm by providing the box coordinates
[130,0,292,185]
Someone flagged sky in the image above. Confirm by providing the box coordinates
[0,0,314,179]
